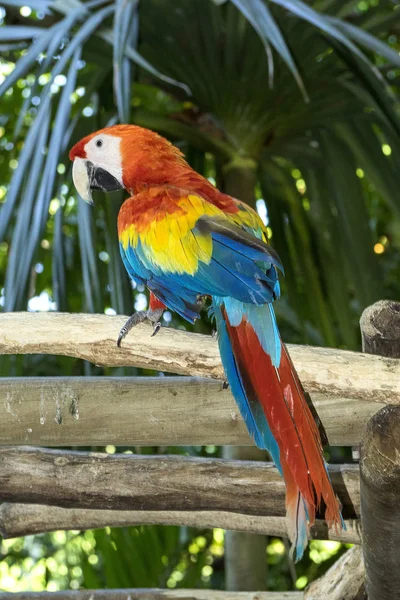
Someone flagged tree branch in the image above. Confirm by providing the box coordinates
[0,503,360,544]
[0,312,398,404]
[0,447,359,518]
[0,375,384,447]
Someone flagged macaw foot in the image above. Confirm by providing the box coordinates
[117,308,164,347]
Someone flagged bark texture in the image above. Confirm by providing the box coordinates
[0,376,382,447]
[0,503,360,544]
[305,546,365,600]
[0,590,303,600]
[360,299,400,600]
[0,312,397,405]
[0,447,359,517]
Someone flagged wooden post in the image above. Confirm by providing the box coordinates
[360,300,400,600]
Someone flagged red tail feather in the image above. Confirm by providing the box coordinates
[224,312,342,541]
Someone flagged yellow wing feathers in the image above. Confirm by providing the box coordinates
[119,193,220,275]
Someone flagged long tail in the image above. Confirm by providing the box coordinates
[213,298,343,560]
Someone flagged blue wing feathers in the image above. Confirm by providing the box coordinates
[120,211,282,326]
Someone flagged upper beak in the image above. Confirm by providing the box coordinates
[72,157,94,205]
[72,158,123,205]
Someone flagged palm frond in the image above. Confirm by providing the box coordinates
[1,0,400,336]
[230,0,308,98]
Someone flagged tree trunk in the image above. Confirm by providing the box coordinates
[221,158,268,591]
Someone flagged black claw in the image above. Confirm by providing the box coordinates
[117,326,128,348]
[151,322,162,337]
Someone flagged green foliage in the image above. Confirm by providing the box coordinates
[1,0,400,593]
[1,0,400,344]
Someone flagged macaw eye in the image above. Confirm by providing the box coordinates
[96,139,103,148]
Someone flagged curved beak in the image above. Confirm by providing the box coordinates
[72,158,123,205]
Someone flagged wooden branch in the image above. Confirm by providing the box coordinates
[360,300,400,600]
[304,546,365,600]
[0,376,383,447]
[0,447,359,518]
[0,590,303,600]
[0,312,399,405]
[0,503,360,544]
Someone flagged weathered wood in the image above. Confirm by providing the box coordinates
[0,312,399,404]
[304,546,365,600]
[0,376,383,447]
[0,447,360,517]
[360,406,400,600]
[0,503,361,544]
[0,590,303,600]
[360,300,400,600]
[360,299,400,358]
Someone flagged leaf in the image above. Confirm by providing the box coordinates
[0,26,45,41]
[1,3,115,243]
[113,0,139,122]
[102,192,133,315]
[260,160,338,346]
[304,165,358,348]
[2,0,52,9]
[318,129,381,308]
[13,12,81,139]
[78,199,102,313]
[270,0,390,83]
[3,109,51,311]
[52,201,67,312]
[0,24,62,97]
[0,92,52,242]
[336,121,400,218]
[330,17,400,67]
[100,29,192,97]
[230,0,308,99]
[0,7,83,98]
[4,48,82,311]
[0,41,29,51]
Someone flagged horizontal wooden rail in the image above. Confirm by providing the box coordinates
[0,447,359,517]
[0,376,383,447]
[0,590,303,600]
[0,503,360,544]
[0,312,399,404]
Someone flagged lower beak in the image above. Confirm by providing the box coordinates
[72,158,123,205]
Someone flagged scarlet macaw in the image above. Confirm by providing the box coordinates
[69,125,343,559]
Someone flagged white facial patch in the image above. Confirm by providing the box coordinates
[84,134,123,186]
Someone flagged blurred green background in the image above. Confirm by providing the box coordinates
[1,0,400,593]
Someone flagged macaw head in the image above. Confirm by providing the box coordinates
[69,124,185,205]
